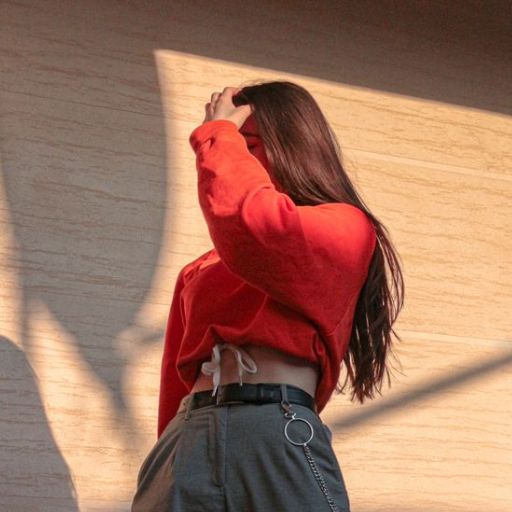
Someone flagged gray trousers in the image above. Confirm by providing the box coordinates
[131,391,351,511]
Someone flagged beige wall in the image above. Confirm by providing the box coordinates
[1,1,510,511]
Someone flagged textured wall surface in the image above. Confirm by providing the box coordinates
[1,1,511,511]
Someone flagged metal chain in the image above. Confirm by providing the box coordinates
[281,404,340,512]
[303,443,340,512]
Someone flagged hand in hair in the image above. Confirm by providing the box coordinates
[203,86,253,129]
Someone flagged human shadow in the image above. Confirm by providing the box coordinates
[0,336,79,512]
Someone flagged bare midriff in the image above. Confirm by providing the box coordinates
[190,343,320,400]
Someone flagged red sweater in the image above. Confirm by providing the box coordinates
[157,119,376,439]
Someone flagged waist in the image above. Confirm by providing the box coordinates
[190,343,320,398]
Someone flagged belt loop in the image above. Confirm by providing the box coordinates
[215,384,223,406]
[184,393,194,421]
[280,383,293,416]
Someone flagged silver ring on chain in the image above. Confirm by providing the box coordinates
[284,416,315,446]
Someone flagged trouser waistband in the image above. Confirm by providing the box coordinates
[182,382,317,414]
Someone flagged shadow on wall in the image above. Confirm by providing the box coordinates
[1,0,171,454]
[329,345,512,434]
[0,0,510,507]
[164,0,512,116]
[0,337,78,512]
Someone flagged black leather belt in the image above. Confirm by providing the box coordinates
[186,382,317,413]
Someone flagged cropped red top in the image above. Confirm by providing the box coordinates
[157,119,377,439]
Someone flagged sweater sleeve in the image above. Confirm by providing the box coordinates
[157,266,189,439]
[189,119,377,333]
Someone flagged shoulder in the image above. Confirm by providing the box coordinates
[302,201,375,237]
[314,201,371,218]
[302,202,376,269]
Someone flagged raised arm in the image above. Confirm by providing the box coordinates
[189,119,376,334]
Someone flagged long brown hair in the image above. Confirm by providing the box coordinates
[234,79,405,403]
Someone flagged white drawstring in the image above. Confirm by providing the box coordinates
[200,343,258,397]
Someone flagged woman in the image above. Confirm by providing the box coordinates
[131,80,404,511]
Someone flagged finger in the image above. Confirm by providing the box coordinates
[205,102,216,118]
